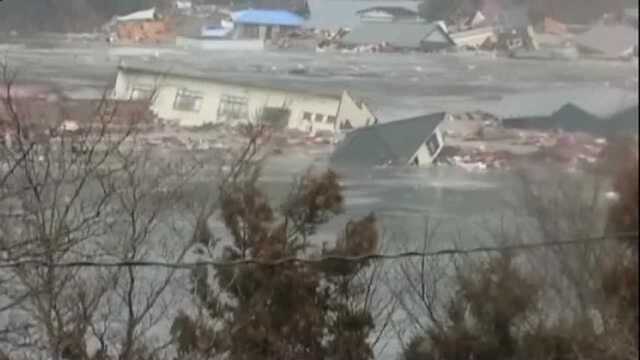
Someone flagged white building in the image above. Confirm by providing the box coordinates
[112,62,376,134]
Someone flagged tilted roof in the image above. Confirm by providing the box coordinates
[341,22,449,48]
[331,112,446,167]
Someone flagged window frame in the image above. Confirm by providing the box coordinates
[217,94,250,120]
[130,86,154,101]
[173,88,203,112]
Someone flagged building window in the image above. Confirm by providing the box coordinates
[173,89,203,112]
[303,112,312,121]
[314,114,324,123]
[131,86,153,100]
[326,116,337,124]
[217,94,249,120]
[262,107,291,129]
[425,133,441,156]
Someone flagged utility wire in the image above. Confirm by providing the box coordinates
[0,232,637,270]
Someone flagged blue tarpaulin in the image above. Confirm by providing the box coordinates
[231,9,304,26]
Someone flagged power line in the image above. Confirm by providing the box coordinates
[0,233,637,270]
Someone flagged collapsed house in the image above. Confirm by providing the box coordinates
[450,26,496,48]
[494,87,639,136]
[331,112,447,168]
[340,22,454,52]
[107,8,175,44]
[112,61,376,134]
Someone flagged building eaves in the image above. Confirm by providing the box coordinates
[118,61,341,99]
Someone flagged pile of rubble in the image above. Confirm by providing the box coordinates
[103,8,175,44]
[440,112,611,172]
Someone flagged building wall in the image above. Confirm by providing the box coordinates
[113,69,342,131]
[336,91,377,131]
[408,126,444,167]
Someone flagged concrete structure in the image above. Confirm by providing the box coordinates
[112,62,376,134]
[331,112,447,168]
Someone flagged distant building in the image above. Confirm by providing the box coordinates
[331,112,447,168]
[305,0,421,30]
[341,22,454,51]
[112,62,376,134]
[230,9,304,40]
[356,6,423,23]
[495,87,639,135]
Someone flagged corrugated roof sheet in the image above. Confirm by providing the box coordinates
[574,24,638,57]
[341,22,444,49]
[331,112,446,167]
[305,0,421,30]
[231,9,304,26]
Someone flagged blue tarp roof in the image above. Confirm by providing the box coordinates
[231,9,304,26]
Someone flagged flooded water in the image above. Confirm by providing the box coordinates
[2,41,635,358]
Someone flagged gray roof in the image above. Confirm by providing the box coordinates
[305,0,420,30]
[117,60,340,99]
[331,112,446,167]
[489,86,638,120]
[341,22,450,49]
[574,24,638,56]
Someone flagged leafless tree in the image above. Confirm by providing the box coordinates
[0,63,203,359]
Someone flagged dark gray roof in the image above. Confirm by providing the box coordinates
[574,24,638,56]
[489,86,638,120]
[341,22,450,49]
[331,112,446,167]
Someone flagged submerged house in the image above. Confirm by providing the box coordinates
[495,87,639,136]
[331,112,447,168]
[112,62,376,133]
[341,22,454,51]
